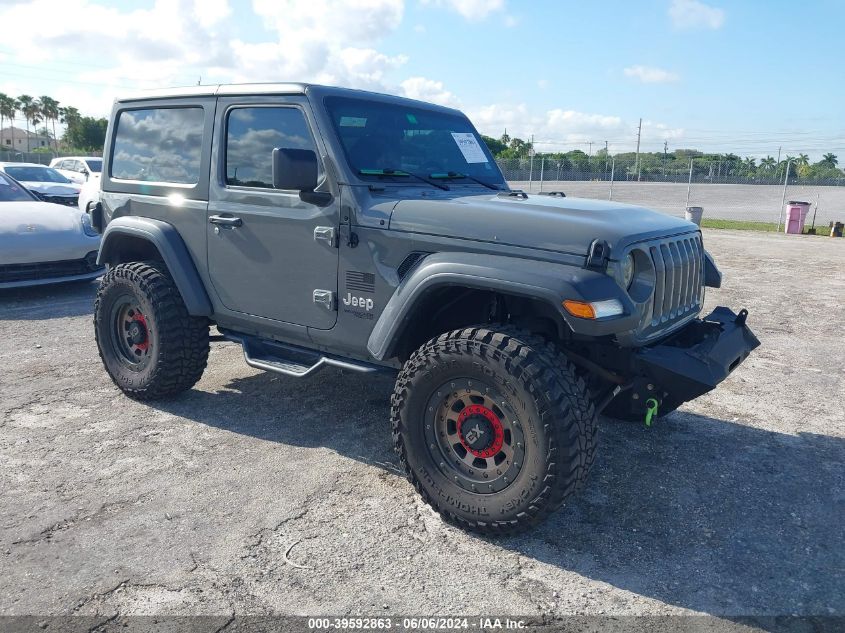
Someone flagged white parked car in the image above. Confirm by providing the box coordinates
[49,156,103,184]
[0,171,103,288]
[0,163,81,208]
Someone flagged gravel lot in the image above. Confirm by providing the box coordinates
[1,229,843,623]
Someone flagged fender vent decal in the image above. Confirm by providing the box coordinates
[397,252,429,280]
[346,271,375,293]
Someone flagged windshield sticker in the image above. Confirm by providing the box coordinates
[451,132,488,163]
[339,116,367,127]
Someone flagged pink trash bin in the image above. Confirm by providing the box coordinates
[784,201,811,234]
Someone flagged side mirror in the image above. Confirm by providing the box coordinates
[272,147,318,191]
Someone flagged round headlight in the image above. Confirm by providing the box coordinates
[622,253,635,289]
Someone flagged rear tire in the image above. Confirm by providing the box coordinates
[391,326,597,535]
[94,261,209,400]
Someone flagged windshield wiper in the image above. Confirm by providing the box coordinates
[430,171,500,191]
[359,168,449,191]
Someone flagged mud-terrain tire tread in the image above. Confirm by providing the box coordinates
[94,261,209,400]
[390,325,597,535]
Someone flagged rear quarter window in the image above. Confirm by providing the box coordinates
[111,107,204,184]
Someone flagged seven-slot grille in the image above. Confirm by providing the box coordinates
[647,233,704,327]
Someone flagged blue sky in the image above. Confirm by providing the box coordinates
[0,0,842,159]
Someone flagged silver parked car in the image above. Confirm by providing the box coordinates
[0,162,81,208]
[0,171,103,288]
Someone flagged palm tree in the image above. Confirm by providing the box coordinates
[39,96,60,152]
[760,156,776,171]
[18,94,38,152]
[820,153,838,168]
[60,105,81,131]
[781,155,797,179]
[797,153,809,167]
[741,156,756,177]
[0,93,6,134]
[0,93,14,139]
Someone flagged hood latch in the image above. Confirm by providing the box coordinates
[585,239,610,271]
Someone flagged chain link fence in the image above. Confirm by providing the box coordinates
[499,156,845,228]
[0,149,103,165]
[0,150,57,165]
[3,146,842,229]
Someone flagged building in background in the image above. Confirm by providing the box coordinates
[0,126,52,152]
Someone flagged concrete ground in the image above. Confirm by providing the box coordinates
[507,180,845,225]
[1,230,843,621]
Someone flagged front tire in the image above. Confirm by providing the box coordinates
[94,261,209,400]
[391,327,597,535]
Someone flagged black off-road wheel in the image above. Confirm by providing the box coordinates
[391,326,598,535]
[94,261,209,400]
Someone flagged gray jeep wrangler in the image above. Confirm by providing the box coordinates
[93,83,759,534]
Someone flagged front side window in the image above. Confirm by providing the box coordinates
[225,106,317,189]
[111,107,204,184]
[324,96,505,187]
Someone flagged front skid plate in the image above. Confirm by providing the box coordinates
[633,306,761,404]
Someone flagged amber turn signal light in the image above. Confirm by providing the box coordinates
[562,300,596,319]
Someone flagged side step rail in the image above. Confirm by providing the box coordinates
[221,331,382,379]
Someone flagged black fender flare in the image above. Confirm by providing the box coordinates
[97,216,213,316]
[704,250,722,288]
[367,252,638,361]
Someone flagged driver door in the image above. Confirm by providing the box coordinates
[206,97,339,329]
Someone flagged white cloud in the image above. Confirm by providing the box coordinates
[642,120,686,141]
[537,79,549,90]
[624,65,680,83]
[237,0,407,88]
[0,0,411,103]
[669,0,725,29]
[421,0,505,21]
[251,0,404,45]
[466,102,683,153]
[468,103,532,139]
[399,77,461,108]
[193,0,231,28]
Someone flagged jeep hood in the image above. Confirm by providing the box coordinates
[388,193,696,257]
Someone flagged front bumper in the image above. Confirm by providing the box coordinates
[631,306,760,405]
[0,251,104,289]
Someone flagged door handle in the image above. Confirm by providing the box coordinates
[209,215,243,227]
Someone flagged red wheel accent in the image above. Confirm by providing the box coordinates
[457,404,504,458]
[132,313,149,351]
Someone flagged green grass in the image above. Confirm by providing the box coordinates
[700,219,779,232]
[700,218,835,236]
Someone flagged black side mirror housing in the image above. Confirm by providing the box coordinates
[272,147,318,191]
[272,147,332,206]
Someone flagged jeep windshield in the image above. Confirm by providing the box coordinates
[324,96,505,189]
